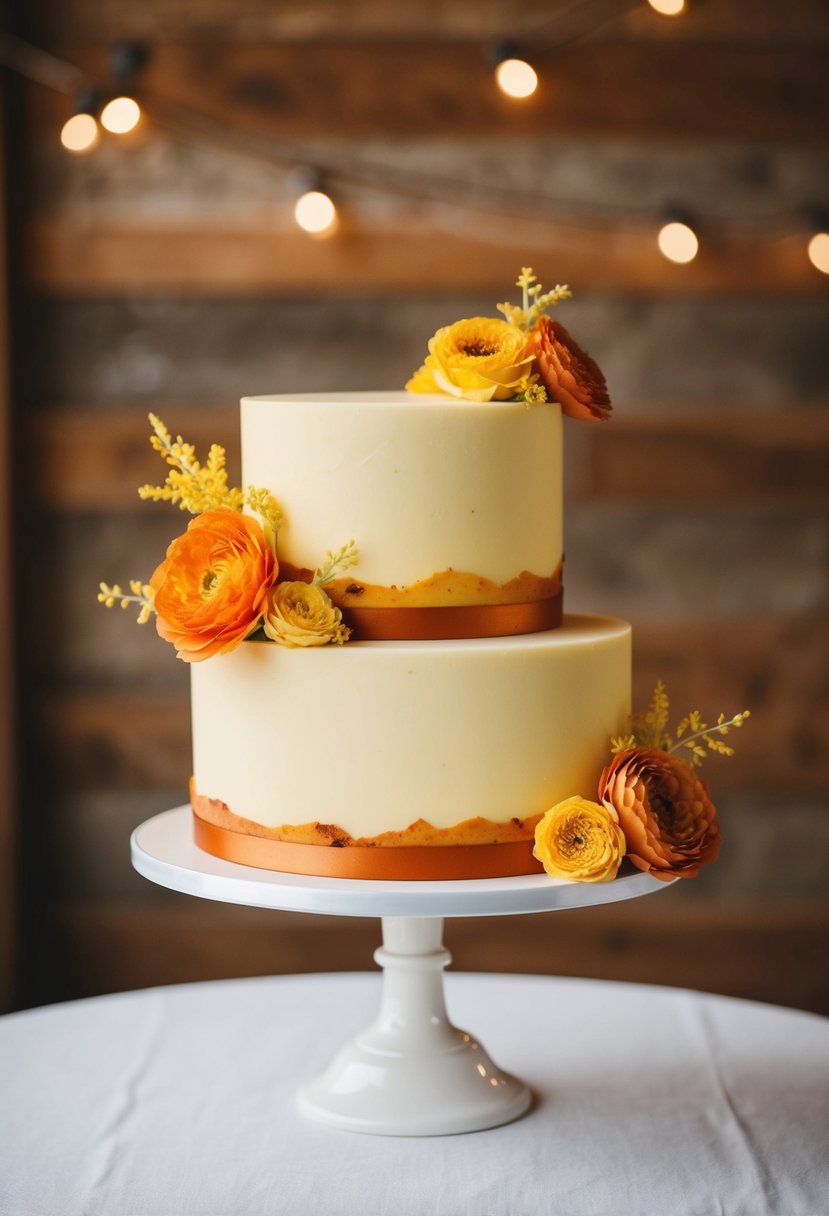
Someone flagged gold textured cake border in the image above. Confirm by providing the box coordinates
[327,566,562,609]
[280,563,563,639]
[191,790,545,880]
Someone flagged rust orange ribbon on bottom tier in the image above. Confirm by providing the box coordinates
[192,811,544,881]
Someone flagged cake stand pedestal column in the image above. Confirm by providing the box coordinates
[298,916,531,1135]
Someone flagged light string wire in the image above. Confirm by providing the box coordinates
[507,0,644,57]
[0,32,83,93]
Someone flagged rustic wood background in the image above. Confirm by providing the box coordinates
[6,0,829,1014]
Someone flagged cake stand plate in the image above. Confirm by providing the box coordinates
[132,806,672,1136]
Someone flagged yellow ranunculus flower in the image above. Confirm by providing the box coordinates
[263,581,350,648]
[405,317,535,403]
[533,796,626,883]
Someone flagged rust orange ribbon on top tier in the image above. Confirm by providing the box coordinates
[342,591,562,641]
[192,810,544,881]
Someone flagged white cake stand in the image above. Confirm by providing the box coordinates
[131,806,672,1137]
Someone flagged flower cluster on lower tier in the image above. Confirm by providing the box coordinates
[532,684,749,883]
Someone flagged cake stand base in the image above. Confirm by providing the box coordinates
[298,916,531,1136]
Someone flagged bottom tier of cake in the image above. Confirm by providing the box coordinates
[190,614,631,879]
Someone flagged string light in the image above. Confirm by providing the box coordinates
[100,44,146,136]
[807,232,829,275]
[495,57,538,99]
[60,88,100,154]
[657,210,699,264]
[60,111,99,153]
[647,0,686,15]
[294,190,338,237]
[291,170,339,237]
[491,42,538,100]
[805,207,829,275]
[101,95,142,134]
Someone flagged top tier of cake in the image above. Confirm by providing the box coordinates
[241,392,562,633]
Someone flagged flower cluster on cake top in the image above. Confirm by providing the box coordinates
[532,682,750,883]
[98,414,358,661]
[406,266,611,419]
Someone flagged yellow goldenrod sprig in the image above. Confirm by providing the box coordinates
[520,380,548,405]
[669,708,751,766]
[97,580,155,624]
[313,539,360,586]
[497,266,572,331]
[245,485,284,555]
[138,414,245,514]
[611,679,671,753]
[611,680,750,767]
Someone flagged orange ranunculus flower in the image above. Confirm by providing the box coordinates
[150,508,277,663]
[533,796,626,883]
[599,748,721,880]
[531,316,612,421]
[406,317,535,402]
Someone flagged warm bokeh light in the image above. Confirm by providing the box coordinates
[294,190,338,237]
[60,112,100,154]
[495,58,538,100]
[657,220,699,264]
[647,0,686,15]
[807,232,829,275]
[100,96,142,134]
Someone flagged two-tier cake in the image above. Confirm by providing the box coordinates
[103,269,740,884]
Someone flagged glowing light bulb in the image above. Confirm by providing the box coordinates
[101,96,142,134]
[807,232,829,275]
[294,190,338,237]
[657,220,699,264]
[495,58,538,99]
[60,112,100,154]
[647,0,686,15]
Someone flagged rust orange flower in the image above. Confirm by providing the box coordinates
[531,317,612,422]
[150,508,277,662]
[599,747,721,880]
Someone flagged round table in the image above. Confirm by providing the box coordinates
[1,973,827,1216]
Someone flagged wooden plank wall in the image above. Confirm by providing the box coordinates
[12,0,829,1012]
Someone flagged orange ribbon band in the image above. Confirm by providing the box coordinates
[342,591,562,641]
[193,811,543,881]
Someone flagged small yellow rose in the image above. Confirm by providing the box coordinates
[263,581,350,648]
[406,317,535,403]
[533,795,626,883]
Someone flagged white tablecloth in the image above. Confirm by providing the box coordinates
[1,973,827,1216]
